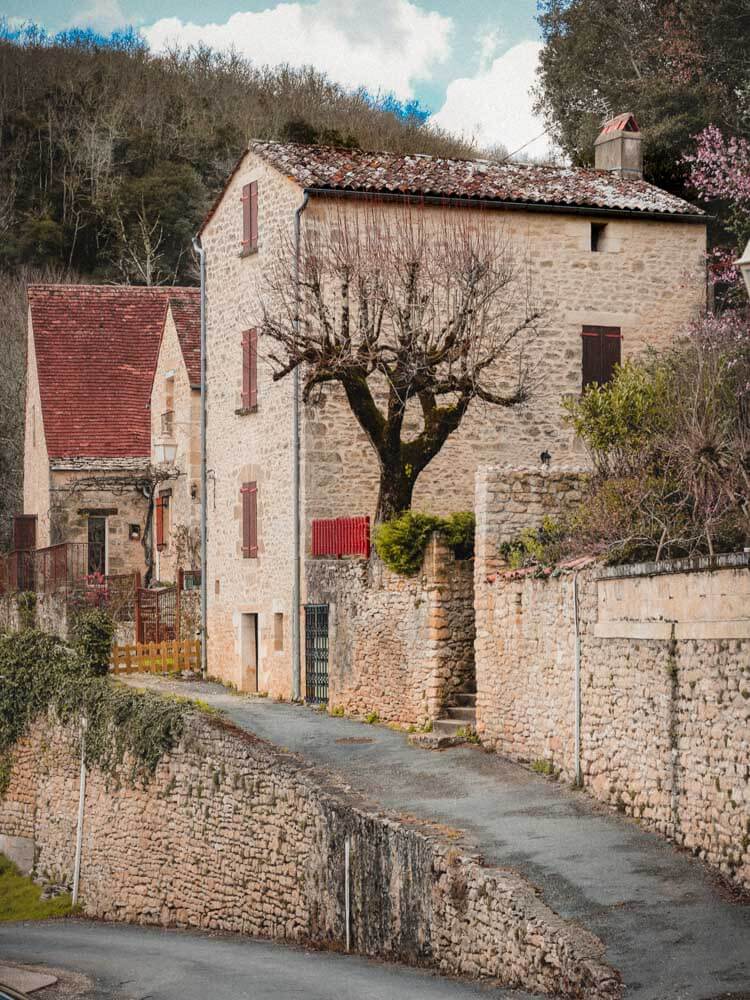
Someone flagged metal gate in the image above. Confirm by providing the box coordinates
[304,604,329,705]
[137,586,178,644]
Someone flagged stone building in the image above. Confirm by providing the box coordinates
[23,284,197,581]
[198,115,707,697]
[149,293,202,584]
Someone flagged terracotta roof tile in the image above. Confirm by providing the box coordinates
[28,284,197,459]
[247,140,702,217]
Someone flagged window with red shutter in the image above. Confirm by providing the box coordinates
[155,495,165,550]
[581,326,621,389]
[241,181,258,255]
[242,328,258,410]
[241,482,258,558]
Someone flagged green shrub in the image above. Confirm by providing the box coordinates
[364,710,380,725]
[70,609,115,677]
[441,512,475,560]
[373,510,475,575]
[373,511,443,575]
[499,517,567,570]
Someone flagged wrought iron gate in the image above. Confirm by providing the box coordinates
[304,604,329,705]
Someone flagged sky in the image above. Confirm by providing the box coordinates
[4,0,551,157]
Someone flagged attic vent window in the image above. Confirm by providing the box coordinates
[591,222,607,252]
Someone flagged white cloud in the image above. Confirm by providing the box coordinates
[69,0,129,32]
[432,40,553,160]
[142,0,452,99]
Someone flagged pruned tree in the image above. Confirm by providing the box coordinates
[261,206,542,521]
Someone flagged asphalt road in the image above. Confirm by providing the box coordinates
[0,920,538,1000]
[129,677,750,1000]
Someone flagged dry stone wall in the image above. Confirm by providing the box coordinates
[306,536,475,725]
[474,547,750,892]
[0,710,620,999]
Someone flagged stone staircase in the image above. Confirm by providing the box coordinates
[432,689,476,739]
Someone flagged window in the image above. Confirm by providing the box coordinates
[241,181,258,255]
[590,222,607,252]
[582,326,621,389]
[274,612,284,651]
[155,492,171,550]
[241,482,258,558]
[87,516,106,575]
[242,328,258,410]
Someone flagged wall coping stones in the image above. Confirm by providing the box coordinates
[597,550,749,580]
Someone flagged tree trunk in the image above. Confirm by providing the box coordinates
[375,459,415,523]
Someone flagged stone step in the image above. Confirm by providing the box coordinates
[444,706,476,722]
[432,717,472,737]
[453,692,476,708]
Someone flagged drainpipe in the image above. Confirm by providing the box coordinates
[192,235,208,679]
[573,570,582,787]
[72,717,86,907]
[292,192,309,702]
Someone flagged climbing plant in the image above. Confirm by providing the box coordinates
[0,628,189,796]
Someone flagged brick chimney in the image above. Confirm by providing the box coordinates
[594,113,642,180]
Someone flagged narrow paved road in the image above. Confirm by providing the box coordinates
[0,920,536,999]
[129,677,750,1000]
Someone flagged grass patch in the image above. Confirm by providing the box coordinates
[531,758,556,776]
[0,854,74,922]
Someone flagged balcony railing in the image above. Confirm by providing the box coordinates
[0,542,88,596]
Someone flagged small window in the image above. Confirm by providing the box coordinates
[241,181,258,255]
[155,492,171,550]
[590,222,607,252]
[274,612,284,651]
[582,326,621,389]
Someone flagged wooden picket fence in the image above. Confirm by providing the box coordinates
[110,639,201,675]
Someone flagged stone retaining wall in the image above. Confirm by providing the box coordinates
[474,552,750,891]
[306,536,475,725]
[0,591,69,637]
[0,710,619,999]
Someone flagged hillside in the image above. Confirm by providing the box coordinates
[0,29,474,286]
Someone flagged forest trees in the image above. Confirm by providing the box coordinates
[534,0,750,198]
[261,206,542,522]
[0,27,472,283]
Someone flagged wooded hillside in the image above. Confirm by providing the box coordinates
[0,29,472,286]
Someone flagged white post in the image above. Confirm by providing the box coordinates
[72,718,87,906]
[344,836,351,953]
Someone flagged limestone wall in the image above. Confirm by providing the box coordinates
[150,306,201,585]
[474,551,750,891]
[306,536,475,725]
[0,590,69,636]
[0,711,619,999]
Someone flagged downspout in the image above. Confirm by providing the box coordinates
[573,570,582,787]
[292,191,310,701]
[192,236,208,679]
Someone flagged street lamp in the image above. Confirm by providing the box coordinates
[737,239,750,296]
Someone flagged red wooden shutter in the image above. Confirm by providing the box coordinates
[155,496,165,550]
[241,181,258,254]
[582,326,621,388]
[241,482,258,558]
[242,329,258,410]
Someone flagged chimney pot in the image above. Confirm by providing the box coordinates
[595,113,643,180]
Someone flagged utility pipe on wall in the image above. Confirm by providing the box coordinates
[344,835,351,953]
[192,236,208,679]
[573,570,582,787]
[72,718,87,906]
[291,192,310,701]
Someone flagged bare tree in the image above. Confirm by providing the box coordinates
[261,205,542,521]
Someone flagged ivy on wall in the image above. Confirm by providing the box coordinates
[0,617,189,796]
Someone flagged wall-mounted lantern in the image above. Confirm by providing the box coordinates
[129,524,141,540]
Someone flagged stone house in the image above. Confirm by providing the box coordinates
[198,115,707,698]
[23,284,197,582]
[149,292,202,584]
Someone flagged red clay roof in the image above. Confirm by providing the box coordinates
[28,284,197,459]
[247,139,701,217]
[168,292,201,387]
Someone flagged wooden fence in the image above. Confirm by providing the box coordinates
[110,639,201,675]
